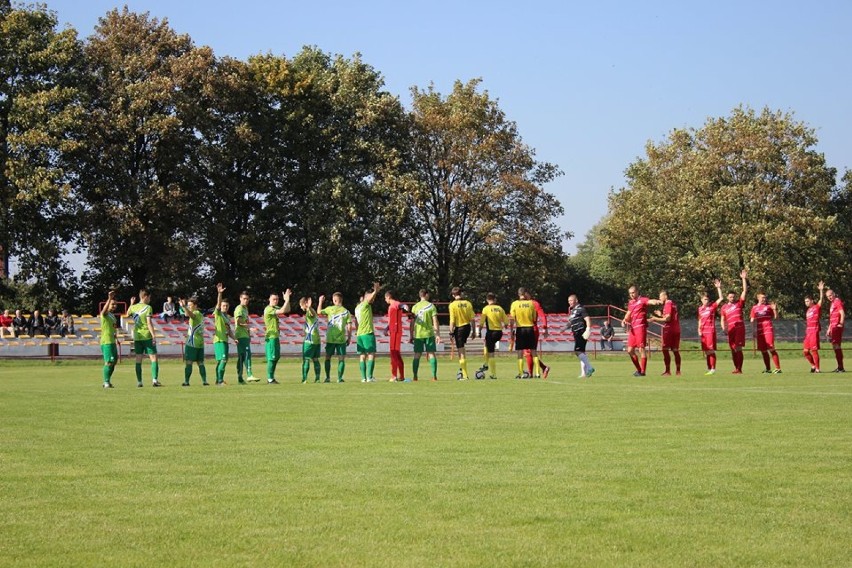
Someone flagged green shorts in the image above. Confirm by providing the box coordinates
[325,343,347,357]
[101,343,118,364]
[265,338,280,362]
[413,337,437,353]
[185,345,204,363]
[214,342,229,361]
[134,339,157,355]
[356,333,376,354]
[303,342,321,359]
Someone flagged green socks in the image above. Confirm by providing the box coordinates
[337,360,345,380]
[135,363,142,382]
[412,358,420,379]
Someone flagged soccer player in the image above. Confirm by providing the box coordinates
[510,288,537,379]
[622,285,650,376]
[100,291,118,388]
[385,290,406,381]
[750,292,781,374]
[525,291,551,379]
[355,282,381,382]
[212,283,236,386]
[410,289,441,381]
[803,281,825,373]
[126,289,161,387]
[567,294,594,378]
[317,292,352,383]
[448,286,475,380]
[648,290,682,376]
[180,297,208,386]
[233,291,258,384]
[720,270,749,374]
[698,280,724,375]
[479,293,507,379]
[264,289,292,384]
[825,287,845,372]
[299,296,322,383]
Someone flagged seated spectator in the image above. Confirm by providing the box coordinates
[12,310,28,337]
[45,309,61,336]
[60,309,75,337]
[0,309,14,338]
[162,296,177,322]
[599,319,615,350]
[29,309,46,337]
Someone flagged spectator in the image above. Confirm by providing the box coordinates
[0,309,14,338]
[45,309,61,336]
[599,319,615,350]
[13,310,28,337]
[60,309,76,337]
[29,309,46,337]
[162,296,177,322]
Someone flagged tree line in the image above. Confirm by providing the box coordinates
[2,3,848,318]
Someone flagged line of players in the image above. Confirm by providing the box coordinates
[96,283,597,388]
[622,271,846,376]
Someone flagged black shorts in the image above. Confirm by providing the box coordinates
[452,324,472,348]
[484,330,503,353]
[574,336,587,353]
[515,327,536,351]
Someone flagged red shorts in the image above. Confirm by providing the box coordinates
[627,325,647,348]
[828,325,844,345]
[803,329,820,351]
[727,324,745,348]
[756,331,775,351]
[661,328,680,349]
[389,331,402,350]
[700,331,717,352]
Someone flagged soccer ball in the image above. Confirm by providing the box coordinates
[456,369,464,380]
[522,371,531,379]
[475,369,486,380]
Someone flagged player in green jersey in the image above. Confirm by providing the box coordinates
[213,283,236,386]
[354,282,381,382]
[317,292,352,383]
[126,289,161,387]
[299,296,322,383]
[264,289,292,384]
[180,296,208,386]
[410,288,441,381]
[233,290,258,383]
[100,290,119,388]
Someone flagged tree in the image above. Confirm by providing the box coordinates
[0,2,83,305]
[598,106,838,313]
[71,8,214,302]
[399,79,566,303]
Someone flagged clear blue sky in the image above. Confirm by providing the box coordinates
[43,0,852,253]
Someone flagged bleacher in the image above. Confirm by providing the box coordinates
[0,311,624,358]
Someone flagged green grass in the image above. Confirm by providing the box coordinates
[1,353,850,567]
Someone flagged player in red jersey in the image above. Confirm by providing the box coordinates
[720,270,748,374]
[648,290,681,376]
[384,290,407,381]
[698,280,724,375]
[825,287,845,372]
[524,291,550,379]
[803,281,825,373]
[622,285,650,376]
[750,292,781,374]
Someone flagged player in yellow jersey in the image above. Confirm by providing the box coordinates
[478,293,507,379]
[448,287,475,380]
[509,287,538,379]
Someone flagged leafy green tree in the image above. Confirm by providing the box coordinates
[0,1,82,305]
[399,79,566,302]
[599,106,838,313]
[70,8,214,302]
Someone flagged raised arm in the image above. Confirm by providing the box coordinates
[364,282,381,305]
[216,283,225,312]
[317,295,326,314]
[100,291,115,317]
[817,281,825,307]
[739,270,748,302]
[280,288,292,315]
[714,279,724,305]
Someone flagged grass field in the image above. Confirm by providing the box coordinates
[1,352,850,567]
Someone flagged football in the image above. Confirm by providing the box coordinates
[475,369,486,380]
[456,369,464,380]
